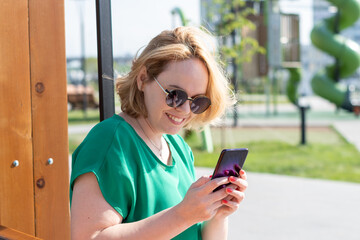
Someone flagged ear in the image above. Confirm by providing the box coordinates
[136,66,148,91]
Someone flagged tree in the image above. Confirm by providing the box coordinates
[203,0,266,125]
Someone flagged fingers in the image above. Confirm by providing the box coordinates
[203,177,230,193]
[224,188,245,204]
[191,175,211,188]
[240,169,247,180]
[221,195,242,210]
[228,172,248,192]
[208,188,245,217]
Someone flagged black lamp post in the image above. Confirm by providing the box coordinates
[298,96,310,145]
[96,0,115,121]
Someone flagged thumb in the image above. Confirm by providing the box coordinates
[191,175,211,188]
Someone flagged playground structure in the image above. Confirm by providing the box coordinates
[241,0,360,115]
[311,0,360,113]
[266,1,302,108]
[0,0,70,239]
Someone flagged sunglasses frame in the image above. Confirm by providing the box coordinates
[153,76,211,114]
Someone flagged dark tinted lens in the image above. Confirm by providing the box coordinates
[166,89,188,107]
[191,97,211,114]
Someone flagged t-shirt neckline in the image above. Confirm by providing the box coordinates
[113,114,176,168]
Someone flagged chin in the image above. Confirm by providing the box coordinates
[165,127,182,136]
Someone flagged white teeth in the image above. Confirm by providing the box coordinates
[167,114,183,123]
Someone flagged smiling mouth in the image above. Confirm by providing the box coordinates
[166,113,185,125]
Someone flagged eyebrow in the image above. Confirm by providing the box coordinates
[168,84,182,89]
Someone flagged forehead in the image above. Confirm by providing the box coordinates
[159,58,209,94]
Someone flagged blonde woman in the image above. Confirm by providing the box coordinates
[70,26,248,240]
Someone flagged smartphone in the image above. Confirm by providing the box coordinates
[211,148,248,191]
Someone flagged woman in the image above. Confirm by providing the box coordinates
[70,26,248,240]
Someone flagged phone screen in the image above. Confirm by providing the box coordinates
[211,148,248,191]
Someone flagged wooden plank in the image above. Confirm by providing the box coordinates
[0,0,35,235]
[28,0,70,239]
[0,225,42,240]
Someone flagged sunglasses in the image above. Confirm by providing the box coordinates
[153,77,211,114]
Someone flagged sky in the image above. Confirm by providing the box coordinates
[64,0,313,58]
[65,0,201,58]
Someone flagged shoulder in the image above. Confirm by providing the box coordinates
[87,114,128,138]
[165,134,193,161]
[71,115,134,172]
[77,114,133,149]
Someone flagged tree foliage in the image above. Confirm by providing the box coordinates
[203,0,266,66]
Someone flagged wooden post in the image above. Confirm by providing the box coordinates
[0,0,70,239]
[0,0,35,235]
[29,0,70,239]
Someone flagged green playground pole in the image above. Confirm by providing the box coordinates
[201,125,213,153]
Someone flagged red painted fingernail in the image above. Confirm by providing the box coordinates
[229,176,236,182]
[240,170,245,175]
[209,175,213,178]
[222,199,228,204]
[226,188,233,193]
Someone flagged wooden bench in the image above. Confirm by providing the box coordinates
[0,225,42,240]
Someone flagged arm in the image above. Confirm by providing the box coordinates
[202,216,228,240]
[201,170,248,240]
[71,172,232,240]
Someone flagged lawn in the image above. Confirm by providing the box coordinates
[68,109,100,125]
[68,125,360,183]
[186,127,360,183]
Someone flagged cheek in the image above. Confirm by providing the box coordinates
[144,92,166,112]
[187,114,196,123]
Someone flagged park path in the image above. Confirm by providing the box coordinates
[196,168,360,240]
[333,120,360,151]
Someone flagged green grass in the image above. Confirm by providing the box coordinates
[186,127,360,183]
[68,109,100,125]
[68,124,360,183]
[69,133,88,153]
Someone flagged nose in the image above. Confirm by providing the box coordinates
[175,100,192,114]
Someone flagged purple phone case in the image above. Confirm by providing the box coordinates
[211,148,248,191]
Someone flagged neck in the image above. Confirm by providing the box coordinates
[137,117,162,146]
[120,113,171,164]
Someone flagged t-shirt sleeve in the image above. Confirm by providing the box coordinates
[70,120,135,219]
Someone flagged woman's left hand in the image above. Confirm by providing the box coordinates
[213,169,248,220]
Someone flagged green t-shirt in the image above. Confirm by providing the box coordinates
[70,114,202,240]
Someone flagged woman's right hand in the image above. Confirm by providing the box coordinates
[175,176,230,225]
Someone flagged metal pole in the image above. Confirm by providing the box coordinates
[300,106,306,145]
[231,7,238,127]
[79,5,88,116]
[273,67,278,115]
[96,0,115,121]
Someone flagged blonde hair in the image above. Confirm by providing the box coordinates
[116,26,234,129]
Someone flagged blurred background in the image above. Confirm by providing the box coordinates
[66,0,360,183]
[65,0,360,239]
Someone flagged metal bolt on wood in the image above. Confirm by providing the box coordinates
[47,158,54,165]
[12,160,19,167]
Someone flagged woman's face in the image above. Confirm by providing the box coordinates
[141,58,209,135]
